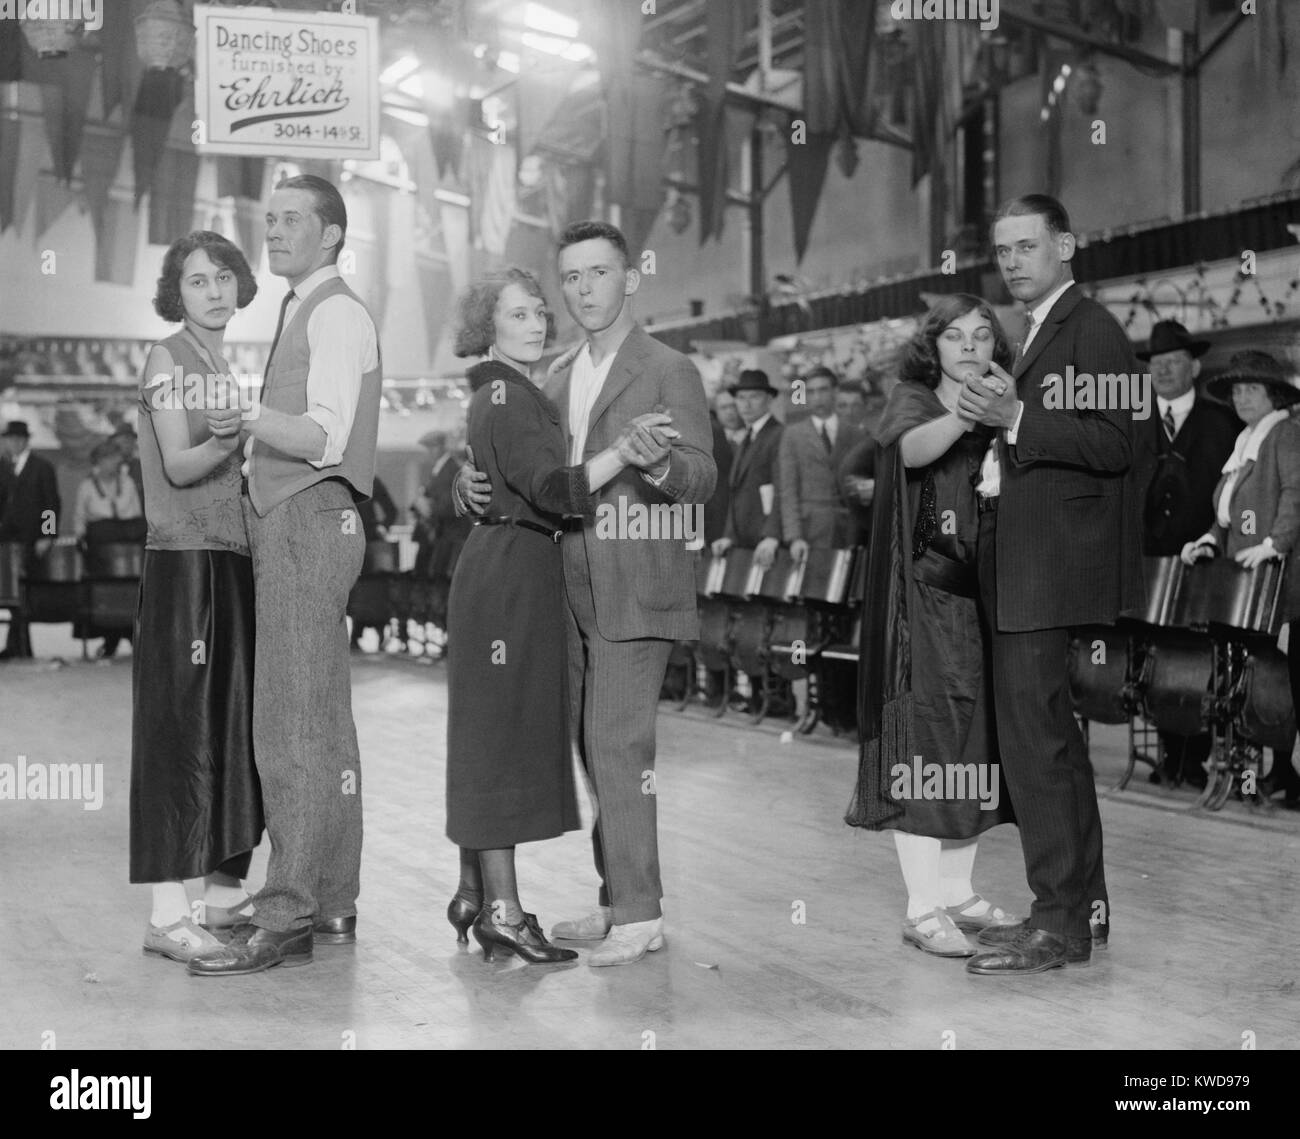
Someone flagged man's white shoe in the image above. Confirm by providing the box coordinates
[551,906,613,941]
[587,918,665,967]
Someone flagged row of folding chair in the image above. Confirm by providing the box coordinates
[674,546,866,732]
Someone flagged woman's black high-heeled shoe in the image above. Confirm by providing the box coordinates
[447,897,481,944]
[471,911,578,964]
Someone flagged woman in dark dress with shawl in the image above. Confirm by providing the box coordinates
[132,231,264,963]
[846,295,1018,957]
[443,268,671,964]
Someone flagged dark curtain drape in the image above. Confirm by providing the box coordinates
[788,0,877,262]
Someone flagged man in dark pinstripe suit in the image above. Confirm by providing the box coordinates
[957,195,1144,976]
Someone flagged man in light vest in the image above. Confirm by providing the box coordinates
[190,175,382,976]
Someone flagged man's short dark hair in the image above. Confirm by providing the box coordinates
[276,173,348,258]
[557,220,631,269]
[992,194,1072,239]
[804,366,839,388]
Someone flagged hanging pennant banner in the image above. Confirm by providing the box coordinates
[193,3,379,160]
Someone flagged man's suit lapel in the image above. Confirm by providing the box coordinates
[585,327,648,449]
[1014,283,1082,384]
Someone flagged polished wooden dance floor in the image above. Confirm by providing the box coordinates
[2,629,1298,1051]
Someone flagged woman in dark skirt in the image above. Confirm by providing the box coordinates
[130,231,264,962]
[444,267,666,964]
[846,295,1018,957]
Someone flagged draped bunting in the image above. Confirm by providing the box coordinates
[216,157,265,201]
[788,0,877,263]
[467,134,515,257]
[910,20,946,187]
[1,107,41,236]
[607,72,668,222]
[438,197,471,296]
[0,112,20,233]
[216,157,267,266]
[95,198,139,285]
[365,179,392,323]
[428,97,471,183]
[98,0,140,122]
[131,68,185,205]
[697,0,749,244]
[415,254,453,365]
[786,131,836,265]
[80,128,133,282]
[515,66,574,174]
[35,173,78,240]
[0,16,23,82]
[147,145,200,245]
[542,161,595,240]
[39,50,96,184]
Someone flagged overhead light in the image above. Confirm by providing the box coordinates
[497,50,520,73]
[380,55,421,86]
[523,2,578,39]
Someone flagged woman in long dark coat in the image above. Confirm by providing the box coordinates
[846,295,1018,957]
[444,267,667,964]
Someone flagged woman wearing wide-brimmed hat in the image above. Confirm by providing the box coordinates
[1182,349,1300,805]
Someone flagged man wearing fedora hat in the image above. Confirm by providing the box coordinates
[1185,350,1300,805]
[0,420,61,660]
[711,369,784,566]
[711,368,790,715]
[1134,321,1240,787]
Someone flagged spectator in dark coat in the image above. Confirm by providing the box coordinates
[0,420,61,659]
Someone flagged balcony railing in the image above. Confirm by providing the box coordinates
[647,191,1300,354]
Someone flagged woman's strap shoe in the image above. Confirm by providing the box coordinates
[944,895,1021,933]
[901,910,975,957]
[472,912,578,964]
[143,918,224,963]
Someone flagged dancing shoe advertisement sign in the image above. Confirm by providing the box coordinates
[193,4,380,160]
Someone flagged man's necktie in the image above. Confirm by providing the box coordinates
[818,423,832,452]
[732,428,752,486]
[1014,318,1037,370]
[1162,405,1176,442]
[266,289,296,365]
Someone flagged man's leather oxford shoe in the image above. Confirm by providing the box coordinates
[966,928,1090,975]
[186,924,313,976]
[977,920,1108,948]
[313,915,356,944]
